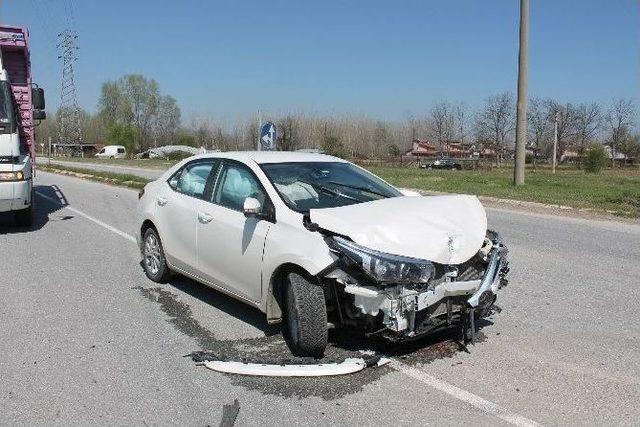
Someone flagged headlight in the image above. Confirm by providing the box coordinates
[0,171,24,182]
[329,236,434,284]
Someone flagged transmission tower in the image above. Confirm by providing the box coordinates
[57,29,82,152]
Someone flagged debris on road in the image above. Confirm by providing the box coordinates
[190,350,391,377]
[218,399,240,427]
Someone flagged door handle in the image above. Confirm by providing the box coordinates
[157,197,167,207]
[198,212,213,224]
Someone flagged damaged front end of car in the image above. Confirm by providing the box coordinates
[319,231,509,343]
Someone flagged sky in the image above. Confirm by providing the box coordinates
[2,0,639,123]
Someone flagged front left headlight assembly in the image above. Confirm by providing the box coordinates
[328,236,434,284]
[0,171,24,182]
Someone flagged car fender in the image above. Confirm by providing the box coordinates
[261,221,338,323]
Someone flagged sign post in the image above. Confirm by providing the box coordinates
[259,121,277,151]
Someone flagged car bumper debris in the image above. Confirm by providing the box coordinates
[201,356,391,377]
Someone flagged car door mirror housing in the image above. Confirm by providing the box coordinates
[243,197,262,217]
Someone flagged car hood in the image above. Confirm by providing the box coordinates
[309,195,487,264]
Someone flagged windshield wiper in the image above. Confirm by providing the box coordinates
[297,179,363,202]
[326,181,389,198]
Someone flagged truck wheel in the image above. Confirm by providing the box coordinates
[14,204,33,227]
[284,272,328,357]
[142,228,171,283]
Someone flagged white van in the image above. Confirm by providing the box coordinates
[96,145,126,159]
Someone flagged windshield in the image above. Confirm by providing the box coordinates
[0,81,14,126]
[261,161,402,212]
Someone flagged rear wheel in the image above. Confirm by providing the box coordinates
[284,272,328,357]
[142,228,171,283]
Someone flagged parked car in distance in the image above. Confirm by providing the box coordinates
[422,157,462,170]
[136,152,509,357]
[96,145,126,159]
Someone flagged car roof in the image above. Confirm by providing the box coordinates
[185,151,349,165]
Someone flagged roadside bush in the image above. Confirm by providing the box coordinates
[322,135,345,158]
[165,151,193,161]
[386,143,401,158]
[177,133,197,147]
[584,145,608,173]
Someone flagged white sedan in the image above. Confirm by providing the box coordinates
[136,152,509,357]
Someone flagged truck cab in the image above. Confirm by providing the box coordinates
[0,26,45,227]
[0,71,32,225]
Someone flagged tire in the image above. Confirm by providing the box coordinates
[14,204,33,227]
[142,227,171,283]
[284,272,328,357]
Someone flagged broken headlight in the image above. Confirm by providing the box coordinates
[328,236,434,284]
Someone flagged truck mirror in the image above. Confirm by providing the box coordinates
[32,87,45,110]
[33,110,46,120]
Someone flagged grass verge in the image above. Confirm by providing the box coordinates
[40,164,151,190]
[369,165,640,218]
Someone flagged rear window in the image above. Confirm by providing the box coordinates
[117,148,125,154]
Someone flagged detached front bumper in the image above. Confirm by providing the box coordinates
[336,235,509,339]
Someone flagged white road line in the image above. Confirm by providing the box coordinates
[35,187,542,427]
[35,190,137,243]
[391,361,541,427]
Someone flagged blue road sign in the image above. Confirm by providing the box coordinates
[260,122,277,151]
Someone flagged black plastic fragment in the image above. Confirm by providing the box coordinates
[219,399,240,427]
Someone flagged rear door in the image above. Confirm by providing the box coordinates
[155,159,218,272]
[195,160,273,302]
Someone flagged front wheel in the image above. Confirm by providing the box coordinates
[142,228,171,283]
[284,272,328,357]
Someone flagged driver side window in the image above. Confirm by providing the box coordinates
[212,162,267,212]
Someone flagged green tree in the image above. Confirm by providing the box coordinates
[107,124,136,156]
[98,74,179,152]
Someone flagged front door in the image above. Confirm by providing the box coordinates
[196,161,272,303]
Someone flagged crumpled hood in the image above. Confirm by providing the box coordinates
[310,195,487,264]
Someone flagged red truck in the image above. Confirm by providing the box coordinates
[0,25,46,226]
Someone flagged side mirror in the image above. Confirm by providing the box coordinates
[243,197,262,217]
[32,87,45,110]
[33,110,46,120]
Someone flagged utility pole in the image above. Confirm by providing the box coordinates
[513,0,529,186]
[552,112,558,174]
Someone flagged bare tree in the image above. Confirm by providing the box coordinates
[428,101,455,151]
[455,102,468,145]
[544,100,576,156]
[475,93,515,163]
[606,98,636,167]
[573,102,602,152]
[527,97,550,168]
[152,95,180,147]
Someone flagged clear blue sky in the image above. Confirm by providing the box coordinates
[4,0,639,122]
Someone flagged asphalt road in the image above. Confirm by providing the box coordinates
[1,171,639,426]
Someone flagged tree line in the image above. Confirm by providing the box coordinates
[36,74,639,163]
